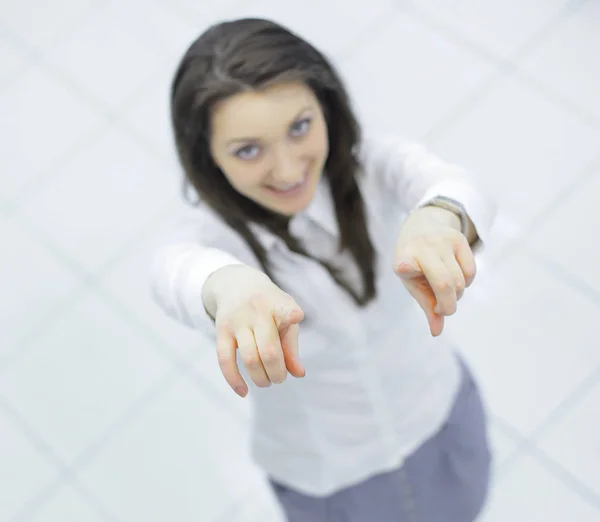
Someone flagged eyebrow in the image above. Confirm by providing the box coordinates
[226,106,314,146]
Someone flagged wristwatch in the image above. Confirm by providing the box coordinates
[420,195,468,237]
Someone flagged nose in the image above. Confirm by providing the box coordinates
[271,143,304,183]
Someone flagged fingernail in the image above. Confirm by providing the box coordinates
[234,386,248,398]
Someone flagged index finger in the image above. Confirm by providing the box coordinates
[418,254,457,316]
[455,236,477,286]
[253,311,288,384]
[216,325,248,397]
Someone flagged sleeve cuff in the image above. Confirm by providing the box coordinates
[175,247,245,331]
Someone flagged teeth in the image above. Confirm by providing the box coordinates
[273,181,302,191]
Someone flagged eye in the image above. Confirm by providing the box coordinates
[234,144,260,160]
[289,117,312,137]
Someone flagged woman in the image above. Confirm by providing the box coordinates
[152,17,496,522]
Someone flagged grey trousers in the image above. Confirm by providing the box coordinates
[269,359,492,522]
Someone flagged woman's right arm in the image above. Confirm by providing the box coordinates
[151,239,246,333]
[149,208,306,395]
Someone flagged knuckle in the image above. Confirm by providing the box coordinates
[415,236,433,249]
[216,351,234,367]
[243,353,262,369]
[260,347,280,365]
[215,318,232,334]
[454,278,466,292]
[248,294,269,311]
[433,279,453,293]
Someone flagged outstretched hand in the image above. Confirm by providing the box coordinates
[393,206,476,336]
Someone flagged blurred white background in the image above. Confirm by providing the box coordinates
[1,0,600,521]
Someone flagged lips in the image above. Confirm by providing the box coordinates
[265,173,308,194]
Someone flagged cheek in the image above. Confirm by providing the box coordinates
[310,122,329,162]
[219,159,266,193]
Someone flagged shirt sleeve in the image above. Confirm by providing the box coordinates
[359,134,497,248]
[149,206,258,337]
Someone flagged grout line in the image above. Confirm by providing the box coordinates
[65,372,179,471]
[0,30,36,94]
[0,216,93,379]
[529,444,600,511]
[398,0,512,70]
[0,398,119,522]
[2,211,245,423]
[7,119,113,215]
[529,365,600,440]
[1,3,184,216]
[481,151,600,267]
[512,66,600,129]
[497,438,600,513]
[401,0,597,145]
[0,374,176,522]
[335,2,408,63]
[0,283,88,379]
[526,248,600,306]
[0,398,66,469]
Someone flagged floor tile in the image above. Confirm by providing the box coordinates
[521,0,600,119]
[488,422,521,469]
[430,75,600,230]
[166,0,245,22]
[338,10,495,138]
[79,376,264,522]
[121,62,179,161]
[445,247,600,435]
[221,481,285,522]
[103,0,205,63]
[529,167,600,294]
[0,291,171,464]
[0,63,101,203]
[0,36,30,91]
[408,0,570,58]
[42,6,170,110]
[0,216,82,371]
[189,349,253,421]
[480,454,600,522]
[538,378,600,498]
[27,485,108,522]
[222,0,396,60]
[100,204,217,363]
[0,406,57,521]
[0,0,96,48]
[18,125,179,273]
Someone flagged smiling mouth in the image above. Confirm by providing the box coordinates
[265,173,308,195]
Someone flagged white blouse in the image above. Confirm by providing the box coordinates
[151,135,496,497]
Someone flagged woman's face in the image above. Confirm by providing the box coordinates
[210,81,329,216]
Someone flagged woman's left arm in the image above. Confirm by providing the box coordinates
[360,134,497,336]
[360,134,496,246]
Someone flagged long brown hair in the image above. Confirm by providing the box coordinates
[171,18,377,305]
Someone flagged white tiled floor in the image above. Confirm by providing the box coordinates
[2,1,600,521]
